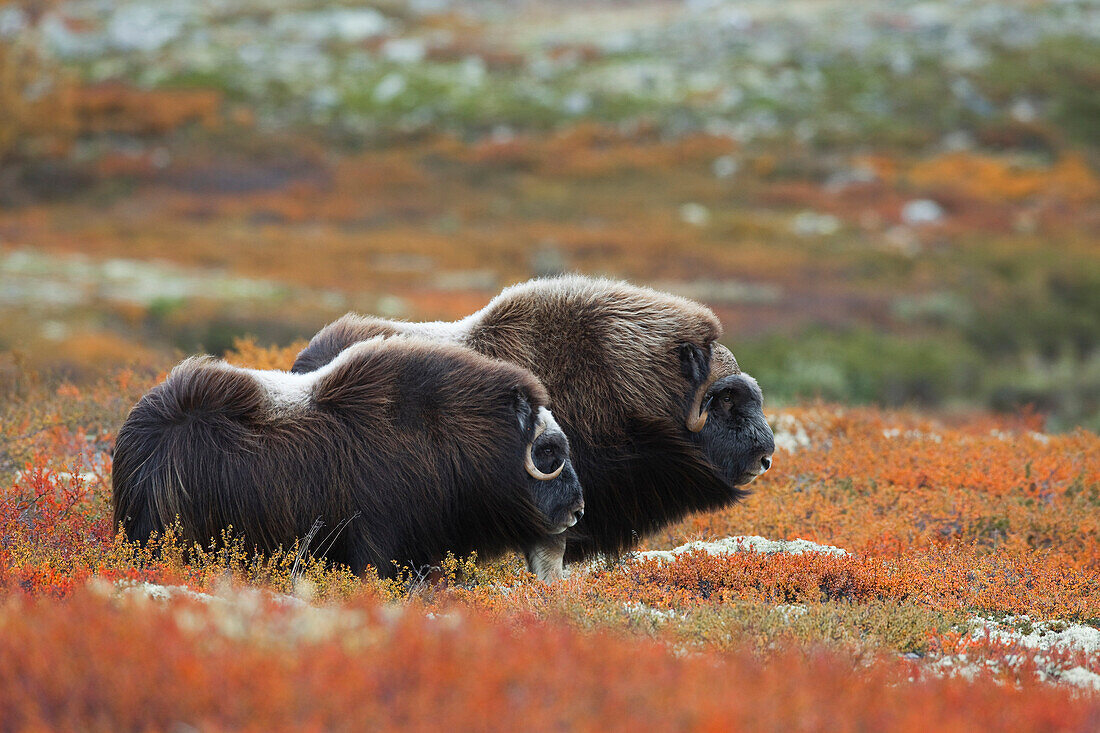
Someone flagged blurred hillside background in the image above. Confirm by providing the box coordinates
[1,0,1098,430]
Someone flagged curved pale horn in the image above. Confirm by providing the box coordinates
[686,391,713,433]
[525,421,565,480]
[686,409,708,433]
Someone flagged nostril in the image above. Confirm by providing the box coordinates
[760,455,772,472]
[574,508,585,522]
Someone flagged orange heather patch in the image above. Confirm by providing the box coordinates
[223,337,308,371]
[906,153,1100,204]
[0,589,1097,732]
[73,83,222,136]
[658,407,1100,564]
[593,548,1098,619]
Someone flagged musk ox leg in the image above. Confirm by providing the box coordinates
[524,534,567,583]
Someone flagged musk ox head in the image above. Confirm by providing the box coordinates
[680,341,775,490]
[519,399,585,535]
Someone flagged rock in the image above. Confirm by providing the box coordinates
[373,74,407,104]
[107,5,184,52]
[901,199,945,226]
[285,9,391,43]
[711,155,739,179]
[562,91,591,115]
[0,7,27,39]
[383,38,427,64]
[792,211,841,237]
[941,130,975,152]
[679,203,711,227]
[825,165,876,192]
[1010,98,1039,123]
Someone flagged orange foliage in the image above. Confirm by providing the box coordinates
[223,337,307,371]
[73,83,222,136]
[0,33,77,161]
[667,407,1100,565]
[458,124,738,178]
[905,152,1100,204]
[54,331,161,372]
[3,130,1096,335]
[0,588,1097,732]
[764,151,1100,236]
[523,125,737,179]
[583,546,1099,619]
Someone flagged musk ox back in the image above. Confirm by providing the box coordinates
[112,336,585,580]
[292,276,775,562]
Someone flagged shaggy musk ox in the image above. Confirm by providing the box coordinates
[112,336,585,581]
[292,276,775,562]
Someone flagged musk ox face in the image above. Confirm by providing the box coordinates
[524,406,585,535]
[697,373,775,487]
[681,342,775,491]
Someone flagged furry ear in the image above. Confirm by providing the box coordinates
[513,386,537,438]
[678,342,711,388]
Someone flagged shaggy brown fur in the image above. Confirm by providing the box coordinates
[113,336,584,579]
[292,276,774,561]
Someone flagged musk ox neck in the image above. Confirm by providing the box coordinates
[563,418,745,561]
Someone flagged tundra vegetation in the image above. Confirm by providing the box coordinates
[1,1,1099,729]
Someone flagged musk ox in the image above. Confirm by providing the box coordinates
[292,275,775,563]
[112,336,585,581]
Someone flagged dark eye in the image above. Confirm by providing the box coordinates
[721,392,732,404]
[538,445,554,458]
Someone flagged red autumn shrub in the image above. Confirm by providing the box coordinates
[0,588,1097,732]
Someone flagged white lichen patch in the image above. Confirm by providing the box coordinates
[770,413,811,454]
[0,248,307,307]
[920,615,1100,692]
[89,579,385,649]
[881,428,943,443]
[770,604,809,622]
[12,470,102,485]
[1059,667,1100,692]
[635,535,848,563]
[621,602,682,626]
[1027,431,1052,445]
[112,580,220,605]
[969,616,1100,655]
